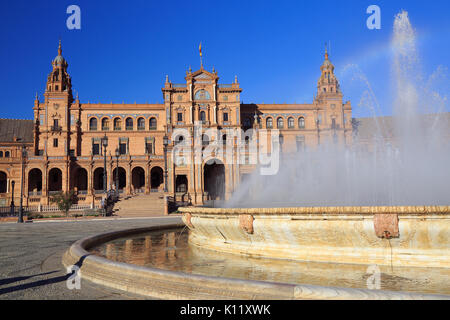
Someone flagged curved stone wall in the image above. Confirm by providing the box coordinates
[179,206,450,268]
[62,223,450,300]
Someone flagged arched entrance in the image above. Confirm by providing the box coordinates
[28,169,43,195]
[131,167,145,192]
[0,171,7,194]
[74,167,88,193]
[112,167,126,191]
[150,167,163,190]
[48,168,62,193]
[93,167,105,192]
[203,160,225,200]
[175,175,188,193]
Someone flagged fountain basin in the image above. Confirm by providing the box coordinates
[180,206,450,268]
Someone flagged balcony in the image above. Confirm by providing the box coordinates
[51,125,62,132]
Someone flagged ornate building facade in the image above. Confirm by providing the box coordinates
[0,42,352,207]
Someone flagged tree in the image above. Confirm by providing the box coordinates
[50,191,75,217]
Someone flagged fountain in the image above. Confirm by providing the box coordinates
[63,11,450,299]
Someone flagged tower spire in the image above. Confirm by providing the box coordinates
[324,42,328,60]
[58,39,62,56]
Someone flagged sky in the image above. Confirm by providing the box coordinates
[0,0,449,120]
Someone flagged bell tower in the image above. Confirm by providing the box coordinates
[317,45,341,97]
[37,40,74,157]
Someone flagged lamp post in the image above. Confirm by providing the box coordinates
[101,134,108,194]
[163,134,169,193]
[316,119,321,146]
[10,180,15,216]
[279,133,284,163]
[18,145,26,223]
[115,148,119,193]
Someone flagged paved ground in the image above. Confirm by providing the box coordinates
[0,216,182,300]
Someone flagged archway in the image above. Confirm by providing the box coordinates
[203,160,225,200]
[132,167,145,191]
[93,167,104,191]
[28,169,42,195]
[150,167,163,190]
[113,167,127,191]
[0,171,7,194]
[74,167,88,193]
[175,175,188,193]
[48,168,62,193]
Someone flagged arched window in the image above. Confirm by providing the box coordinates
[101,118,109,131]
[288,117,294,129]
[5,151,10,158]
[125,118,133,130]
[222,134,227,145]
[149,117,157,130]
[277,117,284,129]
[202,134,209,146]
[137,117,145,130]
[298,117,305,129]
[266,117,273,129]
[114,118,122,131]
[200,111,206,123]
[89,118,98,131]
[175,135,185,146]
[0,151,3,157]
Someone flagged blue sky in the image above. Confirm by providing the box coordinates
[0,0,449,119]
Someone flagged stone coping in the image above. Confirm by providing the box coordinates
[179,206,450,215]
[62,224,450,300]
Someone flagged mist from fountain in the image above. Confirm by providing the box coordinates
[227,11,450,208]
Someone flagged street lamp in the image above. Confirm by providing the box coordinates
[18,145,27,223]
[10,180,15,216]
[163,134,169,193]
[101,134,108,194]
[115,147,119,193]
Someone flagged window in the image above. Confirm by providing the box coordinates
[70,115,75,126]
[277,117,284,129]
[5,151,10,158]
[119,142,127,155]
[40,114,45,125]
[69,149,75,157]
[223,112,229,122]
[146,142,153,154]
[137,117,145,130]
[243,117,251,128]
[149,117,157,130]
[102,118,110,131]
[125,118,133,130]
[331,118,336,130]
[0,151,3,157]
[92,143,100,155]
[298,117,305,129]
[114,118,122,131]
[53,139,58,148]
[53,119,59,127]
[177,113,183,122]
[175,135,185,145]
[222,134,227,145]
[200,111,206,123]
[55,85,59,91]
[89,118,98,131]
[266,117,273,129]
[202,134,209,146]
[288,117,294,129]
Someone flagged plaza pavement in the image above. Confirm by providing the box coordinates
[0,216,182,300]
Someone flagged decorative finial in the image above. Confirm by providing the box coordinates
[324,42,329,60]
[235,75,238,83]
[35,92,38,100]
[58,39,62,56]
[212,66,215,73]
[165,75,169,83]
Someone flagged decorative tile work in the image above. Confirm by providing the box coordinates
[87,113,159,119]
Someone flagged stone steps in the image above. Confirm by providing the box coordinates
[113,193,166,217]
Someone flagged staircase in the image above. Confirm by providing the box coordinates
[113,193,166,217]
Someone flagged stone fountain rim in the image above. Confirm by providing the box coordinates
[179,205,450,215]
[62,222,450,300]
